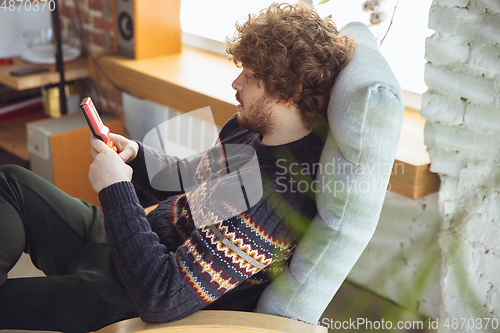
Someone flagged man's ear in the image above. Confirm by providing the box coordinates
[282,84,303,106]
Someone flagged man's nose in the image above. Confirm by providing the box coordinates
[232,72,244,91]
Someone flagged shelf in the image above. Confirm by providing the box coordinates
[90,48,439,200]
[0,57,89,91]
[0,114,46,161]
[0,56,89,161]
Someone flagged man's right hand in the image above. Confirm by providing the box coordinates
[109,133,139,163]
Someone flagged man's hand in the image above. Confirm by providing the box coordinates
[89,136,133,193]
[109,133,139,163]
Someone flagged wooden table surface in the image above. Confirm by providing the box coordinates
[0,56,89,90]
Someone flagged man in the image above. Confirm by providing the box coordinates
[0,3,354,332]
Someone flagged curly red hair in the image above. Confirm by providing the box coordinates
[226,3,355,129]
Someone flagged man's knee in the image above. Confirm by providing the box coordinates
[0,164,30,182]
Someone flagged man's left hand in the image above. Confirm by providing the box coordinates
[89,137,133,193]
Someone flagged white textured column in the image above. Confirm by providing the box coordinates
[423,0,500,331]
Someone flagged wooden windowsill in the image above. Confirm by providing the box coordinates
[89,46,439,200]
[391,109,440,199]
[89,46,240,128]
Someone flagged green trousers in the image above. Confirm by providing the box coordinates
[0,165,137,332]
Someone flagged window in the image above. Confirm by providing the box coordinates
[181,0,300,43]
[180,0,300,55]
[180,0,433,103]
[314,0,434,97]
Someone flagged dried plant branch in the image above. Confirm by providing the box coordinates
[380,0,400,46]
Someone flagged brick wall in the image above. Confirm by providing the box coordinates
[60,0,123,116]
[422,0,500,329]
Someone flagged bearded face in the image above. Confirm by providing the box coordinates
[235,92,276,135]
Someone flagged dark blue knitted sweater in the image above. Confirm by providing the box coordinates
[98,115,325,323]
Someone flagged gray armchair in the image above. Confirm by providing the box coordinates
[97,21,404,333]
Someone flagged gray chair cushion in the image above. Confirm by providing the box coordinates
[255,22,405,323]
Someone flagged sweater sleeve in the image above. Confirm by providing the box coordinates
[99,180,293,323]
[127,114,241,203]
[127,141,203,203]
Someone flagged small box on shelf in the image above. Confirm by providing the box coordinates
[41,81,80,118]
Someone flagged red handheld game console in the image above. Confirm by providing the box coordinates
[79,97,117,152]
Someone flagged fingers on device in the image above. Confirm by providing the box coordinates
[79,97,117,152]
